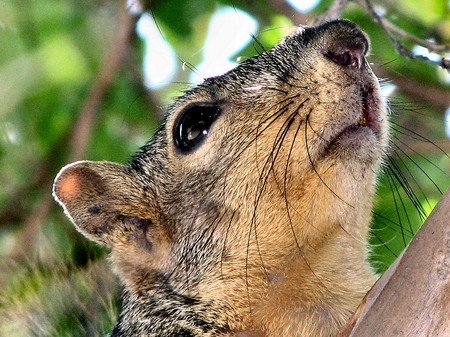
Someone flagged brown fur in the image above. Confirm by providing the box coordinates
[53,20,388,336]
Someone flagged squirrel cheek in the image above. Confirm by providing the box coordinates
[110,221,171,285]
[111,239,171,290]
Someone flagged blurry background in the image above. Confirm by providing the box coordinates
[0,0,448,335]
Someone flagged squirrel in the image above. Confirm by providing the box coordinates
[53,20,388,337]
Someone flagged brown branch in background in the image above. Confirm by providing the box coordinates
[374,66,450,109]
[13,196,54,259]
[266,0,312,26]
[10,0,136,258]
[378,18,449,53]
[0,128,74,230]
[69,0,136,162]
[0,158,53,226]
[358,0,449,70]
[313,0,349,25]
[268,0,348,26]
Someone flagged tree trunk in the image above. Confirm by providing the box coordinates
[337,189,450,336]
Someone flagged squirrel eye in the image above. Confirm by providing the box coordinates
[173,103,221,152]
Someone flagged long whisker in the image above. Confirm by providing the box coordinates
[304,112,354,208]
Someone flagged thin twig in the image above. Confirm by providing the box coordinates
[313,0,350,25]
[379,18,449,53]
[266,0,312,26]
[12,195,54,258]
[69,0,136,162]
[0,129,72,229]
[360,0,449,70]
[374,66,450,109]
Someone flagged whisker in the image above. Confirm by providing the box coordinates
[304,112,354,208]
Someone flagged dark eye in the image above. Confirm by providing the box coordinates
[173,103,221,152]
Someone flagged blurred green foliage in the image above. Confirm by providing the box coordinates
[0,0,449,335]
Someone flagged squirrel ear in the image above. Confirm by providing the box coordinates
[53,161,149,247]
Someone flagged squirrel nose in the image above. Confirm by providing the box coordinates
[325,48,364,69]
[316,20,370,70]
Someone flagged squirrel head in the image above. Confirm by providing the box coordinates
[54,20,388,332]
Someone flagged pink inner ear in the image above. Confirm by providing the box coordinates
[56,170,82,203]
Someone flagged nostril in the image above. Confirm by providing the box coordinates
[338,51,352,67]
[324,49,364,70]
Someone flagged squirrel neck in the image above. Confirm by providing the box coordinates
[248,229,376,336]
[192,201,377,336]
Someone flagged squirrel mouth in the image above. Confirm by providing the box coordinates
[325,84,382,154]
[357,87,376,129]
[341,86,380,136]
[311,79,386,163]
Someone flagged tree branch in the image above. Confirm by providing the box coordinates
[266,0,312,26]
[69,0,136,162]
[378,17,448,53]
[374,66,450,109]
[10,0,136,258]
[358,0,449,70]
[337,189,450,336]
[313,0,349,25]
